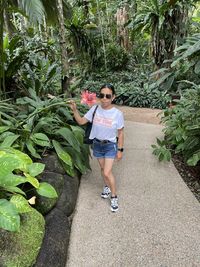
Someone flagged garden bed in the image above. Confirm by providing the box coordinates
[172,153,200,203]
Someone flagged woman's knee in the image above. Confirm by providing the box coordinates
[103,170,111,179]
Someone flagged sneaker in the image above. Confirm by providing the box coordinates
[101,186,111,199]
[110,196,119,212]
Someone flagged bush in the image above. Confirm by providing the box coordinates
[152,83,200,166]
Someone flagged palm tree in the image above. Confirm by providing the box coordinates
[130,0,192,69]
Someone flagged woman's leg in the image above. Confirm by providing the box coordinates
[102,158,116,197]
[97,158,109,186]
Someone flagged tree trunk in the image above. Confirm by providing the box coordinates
[116,4,129,51]
[56,0,70,96]
[152,4,189,69]
[0,0,6,98]
[4,9,15,37]
[82,0,89,23]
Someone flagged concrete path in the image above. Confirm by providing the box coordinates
[66,121,200,267]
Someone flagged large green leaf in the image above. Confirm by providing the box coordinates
[27,163,45,177]
[187,152,200,166]
[61,162,75,177]
[0,199,20,232]
[0,173,26,187]
[30,133,51,147]
[26,140,41,159]
[52,140,73,167]
[55,127,80,152]
[70,125,84,144]
[194,60,200,74]
[5,186,26,196]
[0,126,10,133]
[24,173,40,188]
[19,0,45,24]
[0,135,20,148]
[0,148,32,173]
[36,182,58,198]
[10,195,32,213]
[65,147,87,174]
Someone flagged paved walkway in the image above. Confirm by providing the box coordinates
[66,121,200,267]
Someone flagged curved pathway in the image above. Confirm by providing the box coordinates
[66,108,200,267]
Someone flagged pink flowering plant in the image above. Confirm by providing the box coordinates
[80,90,97,107]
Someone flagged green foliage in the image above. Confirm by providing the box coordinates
[149,33,200,95]
[0,91,90,176]
[105,44,129,71]
[152,138,171,162]
[1,32,61,99]
[114,83,170,109]
[80,70,170,109]
[0,148,57,232]
[152,82,200,167]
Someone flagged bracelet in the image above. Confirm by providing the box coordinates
[118,148,124,152]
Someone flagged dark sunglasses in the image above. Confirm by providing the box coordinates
[99,93,112,99]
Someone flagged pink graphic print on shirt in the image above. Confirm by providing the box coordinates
[94,115,113,128]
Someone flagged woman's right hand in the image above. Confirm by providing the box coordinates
[69,100,77,112]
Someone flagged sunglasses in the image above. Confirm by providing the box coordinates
[99,93,112,99]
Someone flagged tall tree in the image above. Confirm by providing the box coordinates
[0,0,6,96]
[116,4,129,50]
[130,0,192,69]
[56,0,70,95]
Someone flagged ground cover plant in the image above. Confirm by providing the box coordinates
[0,147,57,232]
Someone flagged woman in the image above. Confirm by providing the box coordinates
[70,84,124,212]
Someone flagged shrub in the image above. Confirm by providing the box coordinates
[152,82,200,166]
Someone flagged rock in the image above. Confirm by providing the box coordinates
[56,174,79,217]
[34,208,70,267]
[0,208,45,267]
[40,153,66,174]
[35,172,64,215]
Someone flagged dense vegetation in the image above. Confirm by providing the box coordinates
[0,0,200,240]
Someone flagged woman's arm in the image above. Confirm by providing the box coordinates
[117,127,124,160]
[70,101,88,125]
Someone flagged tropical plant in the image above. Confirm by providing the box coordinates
[0,147,57,232]
[114,83,170,109]
[0,90,90,176]
[152,82,200,166]
[149,33,200,95]
[128,0,191,68]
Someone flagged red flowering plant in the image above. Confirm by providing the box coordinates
[80,90,97,107]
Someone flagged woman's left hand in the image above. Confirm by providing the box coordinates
[116,151,123,161]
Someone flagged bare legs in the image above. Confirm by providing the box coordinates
[97,158,116,197]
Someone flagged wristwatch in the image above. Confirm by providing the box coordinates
[118,148,124,152]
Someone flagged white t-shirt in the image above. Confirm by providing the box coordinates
[84,105,124,142]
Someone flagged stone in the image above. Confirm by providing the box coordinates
[40,153,66,174]
[34,208,70,267]
[56,174,79,216]
[0,208,45,267]
[35,172,64,215]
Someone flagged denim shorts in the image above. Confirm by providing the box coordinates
[92,139,117,159]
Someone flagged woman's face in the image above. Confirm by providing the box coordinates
[99,87,115,108]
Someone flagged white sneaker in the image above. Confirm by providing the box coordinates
[101,186,111,199]
[110,196,119,212]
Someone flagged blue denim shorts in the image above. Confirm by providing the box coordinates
[92,139,117,159]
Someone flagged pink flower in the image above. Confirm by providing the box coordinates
[81,90,97,106]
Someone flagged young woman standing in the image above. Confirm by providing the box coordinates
[70,84,124,212]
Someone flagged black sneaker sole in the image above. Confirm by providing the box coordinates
[110,206,119,212]
[101,194,110,199]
